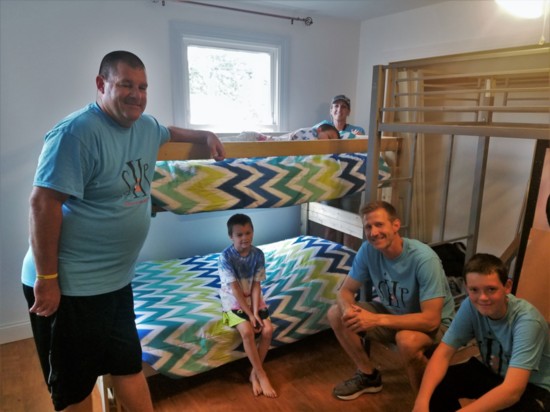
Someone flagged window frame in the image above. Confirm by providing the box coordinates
[169,22,289,132]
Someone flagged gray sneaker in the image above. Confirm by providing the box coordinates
[333,369,383,400]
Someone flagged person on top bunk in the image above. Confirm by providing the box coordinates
[21,50,225,412]
[218,213,278,398]
[236,122,339,141]
[314,94,366,139]
[413,253,550,412]
[315,94,366,250]
[328,201,455,401]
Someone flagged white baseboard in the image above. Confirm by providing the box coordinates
[0,321,32,345]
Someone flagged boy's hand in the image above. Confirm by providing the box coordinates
[251,313,264,333]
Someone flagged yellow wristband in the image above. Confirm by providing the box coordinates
[36,273,58,280]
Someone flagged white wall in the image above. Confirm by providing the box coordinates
[0,0,361,343]
[355,0,547,256]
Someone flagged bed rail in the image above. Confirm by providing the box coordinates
[157,137,401,160]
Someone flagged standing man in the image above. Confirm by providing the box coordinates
[328,201,455,400]
[21,50,225,411]
[413,253,550,411]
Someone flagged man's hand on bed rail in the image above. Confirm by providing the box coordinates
[205,132,226,161]
[167,126,226,161]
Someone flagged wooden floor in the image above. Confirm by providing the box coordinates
[1,330,415,412]
[1,332,57,412]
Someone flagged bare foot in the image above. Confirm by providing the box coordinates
[255,371,277,398]
[249,372,262,396]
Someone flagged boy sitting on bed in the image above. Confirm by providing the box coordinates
[236,123,339,141]
[218,213,278,398]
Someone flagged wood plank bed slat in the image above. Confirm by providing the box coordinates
[157,137,400,160]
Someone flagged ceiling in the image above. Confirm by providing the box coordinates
[195,0,450,22]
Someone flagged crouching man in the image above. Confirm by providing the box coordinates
[328,201,455,400]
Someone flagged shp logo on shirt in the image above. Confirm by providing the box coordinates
[377,279,410,308]
[122,159,151,200]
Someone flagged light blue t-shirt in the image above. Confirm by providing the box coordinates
[313,120,366,139]
[443,294,550,391]
[21,103,170,296]
[217,245,266,312]
[349,238,455,327]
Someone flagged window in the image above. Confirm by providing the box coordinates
[170,23,288,133]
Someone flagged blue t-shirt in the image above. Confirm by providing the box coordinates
[349,238,455,327]
[217,245,266,312]
[443,294,550,391]
[313,120,366,139]
[21,103,170,296]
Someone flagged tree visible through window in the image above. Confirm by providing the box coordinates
[187,46,274,131]
[170,23,287,133]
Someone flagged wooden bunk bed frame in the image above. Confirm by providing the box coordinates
[364,43,550,268]
[157,137,400,161]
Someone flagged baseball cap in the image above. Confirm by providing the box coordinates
[331,95,351,109]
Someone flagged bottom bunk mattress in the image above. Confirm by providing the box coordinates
[132,235,355,378]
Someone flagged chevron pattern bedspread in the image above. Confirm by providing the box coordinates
[132,235,355,378]
[152,153,390,214]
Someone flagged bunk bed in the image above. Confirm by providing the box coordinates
[364,43,550,268]
[136,138,401,378]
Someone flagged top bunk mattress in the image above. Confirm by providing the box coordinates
[152,153,391,214]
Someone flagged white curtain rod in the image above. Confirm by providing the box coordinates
[153,0,314,26]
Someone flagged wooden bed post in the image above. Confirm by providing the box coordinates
[362,65,388,304]
[513,139,550,294]
[366,65,385,203]
[465,136,490,260]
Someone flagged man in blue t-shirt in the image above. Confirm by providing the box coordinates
[413,253,550,412]
[21,50,225,411]
[328,201,455,401]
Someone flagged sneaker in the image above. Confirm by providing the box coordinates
[332,369,383,400]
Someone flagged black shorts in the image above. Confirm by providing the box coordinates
[23,283,142,411]
[431,357,550,411]
[232,307,270,320]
